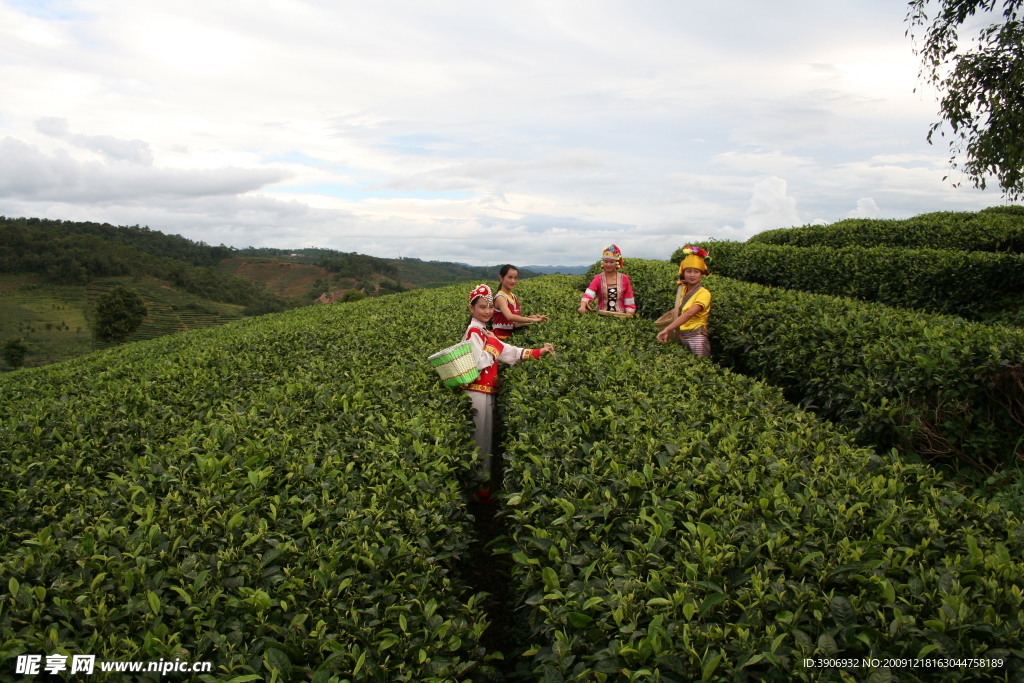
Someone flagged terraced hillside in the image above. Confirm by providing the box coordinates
[85,276,244,348]
[0,274,244,365]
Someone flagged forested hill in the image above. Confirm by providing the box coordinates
[237,246,544,287]
[0,217,281,310]
[1,216,231,267]
[1,216,544,304]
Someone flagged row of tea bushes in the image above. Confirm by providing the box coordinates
[0,288,493,682]
[619,259,1024,472]
[667,241,1024,319]
[500,276,1024,682]
[747,207,1024,252]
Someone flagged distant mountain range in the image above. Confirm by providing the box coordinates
[520,265,590,275]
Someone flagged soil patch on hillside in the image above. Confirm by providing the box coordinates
[218,258,329,298]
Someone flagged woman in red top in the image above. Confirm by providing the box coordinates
[491,264,549,340]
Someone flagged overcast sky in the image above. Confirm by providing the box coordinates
[0,0,1008,265]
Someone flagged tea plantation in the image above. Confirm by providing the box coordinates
[747,207,1024,252]
[700,207,1024,326]
[503,275,1024,681]
[2,269,1023,682]
[1,290,491,681]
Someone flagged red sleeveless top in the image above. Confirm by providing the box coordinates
[491,289,520,339]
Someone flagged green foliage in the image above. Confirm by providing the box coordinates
[5,270,1024,679]
[238,247,544,288]
[240,296,301,318]
[0,216,231,269]
[0,287,492,680]
[499,275,1024,681]
[669,241,1024,318]
[748,209,1024,252]
[907,0,1024,199]
[319,253,399,280]
[378,279,409,295]
[1,336,28,368]
[621,259,1024,472]
[341,289,367,303]
[92,285,149,344]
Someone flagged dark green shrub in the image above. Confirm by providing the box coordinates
[749,209,1024,252]
[669,241,1024,318]
[622,259,1024,471]
[92,285,148,344]
[1,336,28,368]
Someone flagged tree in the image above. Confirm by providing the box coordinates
[907,0,1024,198]
[93,285,148,344]
[340,289,366,303]
[1,336,28,368]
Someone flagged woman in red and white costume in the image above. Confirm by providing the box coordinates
[464,283,554,498]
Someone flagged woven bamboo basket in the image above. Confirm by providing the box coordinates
[428,341,480,388]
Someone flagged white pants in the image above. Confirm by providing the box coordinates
[465,389,494,480]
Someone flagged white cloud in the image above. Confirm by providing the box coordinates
[0,1,1003,265]
[711,150,816,175]
[0,137,288,202]
[35,117,154,165]
[742,176,801,235]
[848,197,879,218]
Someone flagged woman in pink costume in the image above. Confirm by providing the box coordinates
[577,244,636,316]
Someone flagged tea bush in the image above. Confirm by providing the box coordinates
[667,241,1024,319]
[0,288,492,682]
[501,275,1024,682]
[748,209,1024,252]
[617,259,1024,472]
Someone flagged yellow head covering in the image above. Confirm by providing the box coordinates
[677,246,709,279]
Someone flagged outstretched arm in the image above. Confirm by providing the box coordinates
[495,294,543,324]
[656,303,704,342]
[578,275,601,314]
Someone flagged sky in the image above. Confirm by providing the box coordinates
[0,0,1011,266]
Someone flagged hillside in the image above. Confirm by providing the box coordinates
[216,258,330,298]
[237,247,546,289]
[0,272,244,366]
[1,217,552,368]
[0,217,284,310]
[0,215,233,266]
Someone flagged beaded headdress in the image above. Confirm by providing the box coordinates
[468,283,493,304]
[601,244,624,269]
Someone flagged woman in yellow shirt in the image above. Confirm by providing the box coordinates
[657,247,711,357]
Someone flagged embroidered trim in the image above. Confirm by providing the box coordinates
[678,325,708,339]
[680,284,704,309]
[464,382,497,394]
